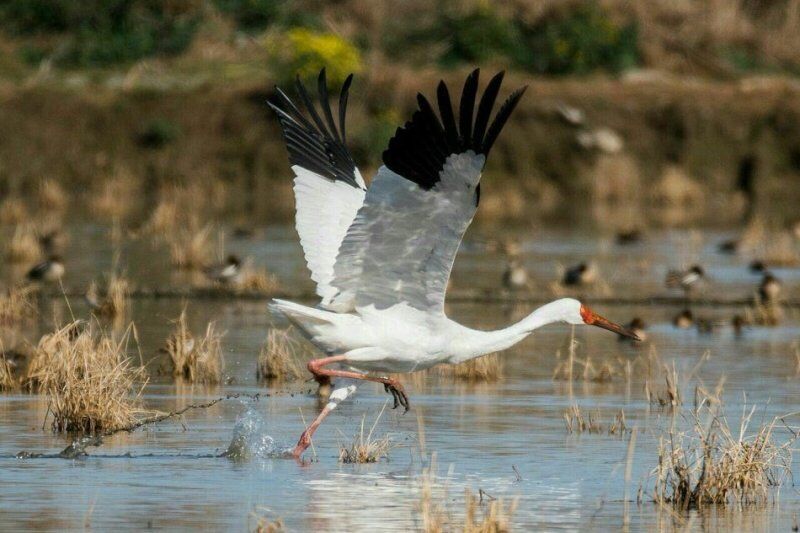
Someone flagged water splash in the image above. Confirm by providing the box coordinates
[222,405,290,460]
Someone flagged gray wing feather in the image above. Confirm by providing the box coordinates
[332,152,484,314]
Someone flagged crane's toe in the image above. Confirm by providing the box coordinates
[383,381,410,413]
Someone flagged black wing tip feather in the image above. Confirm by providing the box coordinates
[269,68,362,189]
[383,69,527,190]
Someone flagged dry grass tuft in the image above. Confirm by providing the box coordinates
[438,353,503,382]
[552,332,626,383]
[25,321,148,434]
[0,352,17,390]
[146,198,182,238]
[144,183,227,242]
[90,170,139,220]
[462,489,517,533]
[647,360,682,408]
[5,224,41,263]
[238,265,281,292]
[169,225,215,270]
[647,405,794,509]
[338,403,392,464]
[163,309,224,384]
[249,508,285,533]
[86,274,130,320]
[564,404,630,436]
[37,179,69,213]
[739,218,800,266]
[418,459,517,532]
[564,404,603,434]
[746,302,783,326]
[0,285,36,325]
[257,328,306,382]
[0,197,29,226]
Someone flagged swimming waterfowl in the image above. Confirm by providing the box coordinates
[37,229,67,255]
[204,255,243,285]
[615,229,642,245]
[717,239,739,254]
[749,260,767,274]
[758,273,781,303]
[26,255,64,282]
[696,317,715,334]
[618,317,647,342]
[731,314,747,336]
[665,265,705,294]
[562,262,597,286]
[672,309,694,329]
[502,257,531,291]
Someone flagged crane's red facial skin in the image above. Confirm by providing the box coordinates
[581,304,641,341]
[580,304,595,324]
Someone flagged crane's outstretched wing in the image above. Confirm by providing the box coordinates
[331,70,527,314]
[269,69,367,308]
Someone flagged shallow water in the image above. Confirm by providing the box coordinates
[1,224,799,531]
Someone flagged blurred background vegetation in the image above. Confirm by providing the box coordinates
[1,0,800,228]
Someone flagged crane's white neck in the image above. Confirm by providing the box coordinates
[450,299,582,364]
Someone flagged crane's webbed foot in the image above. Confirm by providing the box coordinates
[383,380,409,413]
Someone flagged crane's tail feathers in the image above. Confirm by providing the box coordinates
[269,299,335,327]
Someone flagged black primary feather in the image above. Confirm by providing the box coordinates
[382,69,527,191]
[268,68,363,189]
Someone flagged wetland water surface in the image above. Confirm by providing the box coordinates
[1,225,799,531]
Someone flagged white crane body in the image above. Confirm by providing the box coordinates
[268,68,638,457]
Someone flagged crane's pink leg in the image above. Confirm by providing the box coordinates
[306,355,409,412]
[292,355,409,459]
[293,384,356,458]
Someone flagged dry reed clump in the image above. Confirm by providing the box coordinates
[144,183,227,241]
[564,404,629,436]
[146,198,182,238]
[0,286,36,325]
[169,225,215,270]
[249,508,285,533]
[738,218,800,266]
[646,405,794,509]
[338,404,392,464]
[564,404,602,434]
[86,274,130,320]
[256,328,306,382]
[644,348,713,409]
[0,341,19,390]
[551,333,628,383]
[238,265,281,293]
[418,459,517,532]
[37,179,69,213]
[437,353,503,382]
[745,301,783,326]
[644,360,682,408]
[0,356,15,390]
[0,197,29,226]
[163,309,224,384]
[5,224,41,263]
[25,322,148,434]
[89,169,139,220]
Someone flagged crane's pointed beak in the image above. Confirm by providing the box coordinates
[581,305,641,341]
[592,314,641,341]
